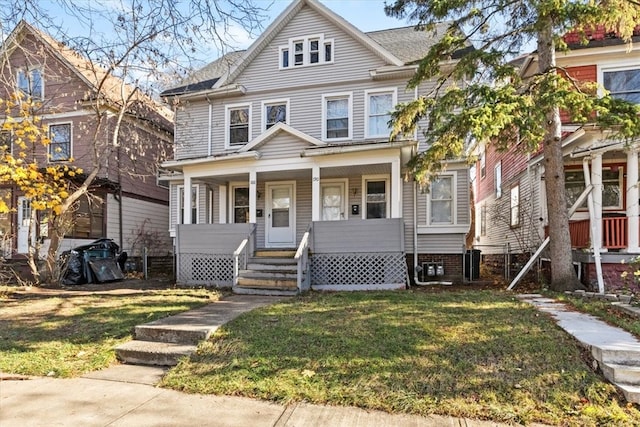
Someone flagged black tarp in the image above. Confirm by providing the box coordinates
[61,238,126,285]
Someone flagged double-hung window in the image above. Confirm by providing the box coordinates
[510,184,520,227]
[66,194,105,239]
[494,162,502,198]
[430,175,454,224]
[323,93,351,141]
[49,123,71,161]
[363,176,389,219]
[17,68,43,99]
[263,99,288,130]
[365,89,396,138]
[178,185,199,224]
[280,34,333,69]
[226,104,251,148]
[603,67,640,104]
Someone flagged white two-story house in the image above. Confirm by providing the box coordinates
[161,0,472,294]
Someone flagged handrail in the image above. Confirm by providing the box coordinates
[294,223,313,292]
[233,224,256,287]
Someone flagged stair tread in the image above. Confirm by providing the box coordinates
[115,340,196,354]
[603,362,640,371]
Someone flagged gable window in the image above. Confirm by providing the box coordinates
[66,194,104,239]
[430,175,454,224]
[510,184,520,227]
[263,99,288,130]
[363,176,389,219]
[17,68,43,99]
[232,186,250,223]
[494,161,502,198]
[178,185,199,224]
[365,89,397,139]
[226,104,251,147]
[280,34,334,69]
[323,93,351,141]
[565,167,623,209]
[49,123,71,161]
[603,67,640,104]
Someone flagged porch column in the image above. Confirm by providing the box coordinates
[311,165,320,222]
[391,158,401,218]
[592,154,603,250]
[183,174,192,224]
[249,170,257,224]
[627,149,640,252]
[219,185,227,224]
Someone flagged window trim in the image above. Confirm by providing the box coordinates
[361,174,389,219]
[229,182,250,224]
[364,88,397,139]
[494,161,502,198]
[279,34,334,69]
[322,92,352,142]
[64,193,105,239]
[48,122,72,162]
[599,62,640,103]
[427,172,457,227]
[177,184,199,225]
[261,98,290,131]
[16,67,44,99]
[565,165,624,211]
[510,183,520,228]
[479,148,486,179]
[225,103,252,149]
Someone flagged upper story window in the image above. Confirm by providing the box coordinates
[365,88,397,139]
[17,68,43,99]
[429,175,454,225]
[603,67,640,104]
[263,99,289,130]
[226,103,251,148]
[479,148,486,178]
[280,34,334,69]
[510,184,520,227]
[49,123,71,161]
[0,131,12,155]
[322,92,352,141]
[494,161,502,198]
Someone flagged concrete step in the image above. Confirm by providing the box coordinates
[616,383,640,404]
[591,347,640,365]
[601,362,640,385]
[134,324,209,345]
[239,269,297,280]
[236,277,297,289]
[233,286,298,296]
[115,340,196,366]
[254,249,296,258]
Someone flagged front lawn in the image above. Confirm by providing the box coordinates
[162,290,640,426]
[0,287,217,377]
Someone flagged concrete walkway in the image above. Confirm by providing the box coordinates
[4,292,637,427]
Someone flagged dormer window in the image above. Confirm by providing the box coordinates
[280,34,333,69]
[17,68,43,99]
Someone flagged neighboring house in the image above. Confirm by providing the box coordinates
[474,25,640,289]
[0,21,174,263]
[160,0,473,294]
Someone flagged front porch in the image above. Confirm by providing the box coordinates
[175,219,407,293]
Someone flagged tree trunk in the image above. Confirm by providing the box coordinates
[538,18,582,291]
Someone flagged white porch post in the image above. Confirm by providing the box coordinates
[219,185,227,224]
[249,170,257,224]
[312,165,320,222]
[391,158,401,218]
[627,149,639,252]
[592,154,603,250]
[183,174,192,224]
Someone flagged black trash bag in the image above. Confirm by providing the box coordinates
[60,250,88,286]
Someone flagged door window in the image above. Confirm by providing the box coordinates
[271,187,290,227]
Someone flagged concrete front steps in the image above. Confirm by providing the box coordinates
[518,294,640,404]
[234,248,300,296]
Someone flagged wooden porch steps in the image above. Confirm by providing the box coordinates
[234,248,300,296]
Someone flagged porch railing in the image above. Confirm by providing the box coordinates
[564,216,628,249]
[233,224,256,287]
[295,223,312,292]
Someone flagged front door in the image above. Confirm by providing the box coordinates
[266,182,295,247]
[17,196,32,254]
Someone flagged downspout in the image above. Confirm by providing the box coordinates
[583,157,604,293]
[413,180,452,286]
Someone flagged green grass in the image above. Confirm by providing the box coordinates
[162,290,640,426]
[0,288,217,377]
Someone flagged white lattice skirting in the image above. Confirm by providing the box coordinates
[310,252,407,289]
[177,253,234,287]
